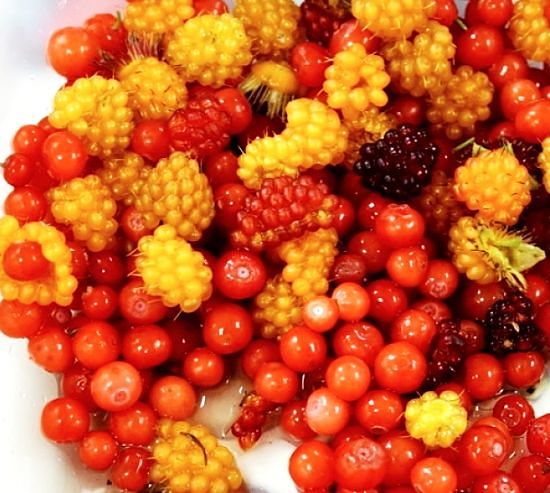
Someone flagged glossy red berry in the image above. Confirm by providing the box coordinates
[213,249,267,300]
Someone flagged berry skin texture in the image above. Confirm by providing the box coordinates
[165,14,252,88]
[459,425,509,476]
[41,397,90,444]
[355,125,438,200]
[134,152,215,242]
[374,342,427,394]
[405,390,468,448]
[427,66,494,140]
[382,21,455,98]
[448,216,545,289]
[526,414,550,457]
[324,43,391,120]
[278,228,338,298]
[213,249,267,300]
[168,94,231,160]
[48,175,118,253]
[351,0,435,40]
[118,57,187,120]
[97,152,151,207]
[136,225,212,313]
[150,419,243,493]
[454,148,531,226]
[463,353,504,401]
[289,440,335,490]
[123,0,194,35]
[234,0,301,56]
[49,75,134,158]
[0,216,77,306]
[537,137,550,193]
[509,0,550,63]
[410,458,457,493]
[237,98,348,189]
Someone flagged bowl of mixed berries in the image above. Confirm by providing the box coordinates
[0,0,549,492]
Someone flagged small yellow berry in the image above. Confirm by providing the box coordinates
[123,0,195,36]
[405,390,468,448]
[538,137,550,193]
[509,0,550,63]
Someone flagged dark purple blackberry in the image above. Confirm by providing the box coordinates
[300,0,351,47]
[425,319,467,388]
[354,124,439,200]
[484,291,543,354]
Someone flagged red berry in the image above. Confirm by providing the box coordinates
[110,446,151,492]
[348,231,391,275]
[203,151,239,189]
[526,414,550,457]
[390,308,437,353]
[122,324,172,370]
[459,425,509,476]
[61,363,96,410]
[47,27,101,78]
[374,342,427,394]
[213,249,267,300]
[3,153,35,186]
[432,0,458,26]
[410,458,457,493]
[500,79,541,121]
[379,432,425,487]
[88,250,125,285]
[355,389,404,435]
[306,386,351,436]
[475,0,514,27]
[109,402,157,446]
[366,279,408,324]
[515,99,550,143]
[72,321,121,370]
[13,125,47,161]
[492,394,535,436]
[511,455,550,493]
[0,299,45,338]
[183,347,225,387]
[329,20,380,56]
[331,282,370,322]
[148,375,196,420]
[330,253,367,284]
[240,339,281,380]
[78,431,118,471]
[28,324,74,373]
[42,130,88,180]
[332,321,384,367]
[4,186,47,222]
[130,119,170,162]
[334,437,388,490]
[503,351,545,389]
[280,325,327,373]
[281,400,316,441]
[2,241,50,282]
[389,96,426,126]
[419,259,459,299]
[84,13,127,58]
[41,397,90,443]
[91,361,143,412]
[203,302,253,354]
[386,246,429,288]
[289,440,335,490]
[119,279,168,325]
[326,355,370,402]
[456,24,505,70]
[375,204,425,249]
[254,362,299,404]
[463,353,504,401]
[291,42,331,88]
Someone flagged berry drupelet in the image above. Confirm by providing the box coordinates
[485,291,544,354]
[354,124,438,200]
[300,0,351,46]
[231,392,278,450]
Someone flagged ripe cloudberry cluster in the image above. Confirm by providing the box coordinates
[2,1,550,492]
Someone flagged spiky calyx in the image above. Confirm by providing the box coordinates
[324,43,391,121]
[136,225,212,312]
[239,60,299,120]
[118,57,187,120]
[382,20,455,98]
[48,175,119,253]
[237,98,348,189]
[49,75,134,158]
[151,419,242,493]
[0,216,77,306]
[234,0,301,56]
[426,66,493,141]
[134,152,215,242]
[254,274,305,338]
[454,147,532,226]
[165,14,252,88]
[448,216,546,289]
[405,390,468,448]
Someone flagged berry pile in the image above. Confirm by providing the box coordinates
[1,1,550,492]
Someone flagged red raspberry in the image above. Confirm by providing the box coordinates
[168,94,231,159]
[230,175,338,251]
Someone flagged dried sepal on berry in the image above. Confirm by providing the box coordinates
[136,225,212,313]
[382,20,455,98]
[134,151,215,242]
[238,98,348,189]
[165,14,252,88]
[537,137,550,193]
[0,216,77,306]
[426,66,494,141]
[230,175,338,252]
[151,419,243,493]
[448,216,546,290]
[351,0,435,40]
[324,43,391,120]
[454,146,532,226]
[509,0,550,63]
[97,152,152,206]
[123,0,195,36]
[239,60,300,120]
[234,0,301,56]
[277,228,339,298]
[117,56,187,120]
[405,390,468,448]
[49,75,134,158]
[254,274,306,338]
[48,175,119,253]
